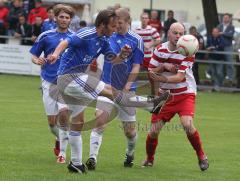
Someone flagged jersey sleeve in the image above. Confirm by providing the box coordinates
[29,33,46,57]
[66,33,83,48]
[132,38,144,64]
[102,40,118,61]
[178,56,195,73]
[151,27,160,40]
[148,45,164,69]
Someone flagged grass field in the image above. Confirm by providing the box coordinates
[0,74,240,181]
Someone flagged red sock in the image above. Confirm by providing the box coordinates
[187,130,205,160]
[146,134,158,161]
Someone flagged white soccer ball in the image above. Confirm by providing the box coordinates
[177,35,199,57]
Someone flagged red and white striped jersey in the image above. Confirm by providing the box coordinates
[149,42,197,95]
[134,25,160,68]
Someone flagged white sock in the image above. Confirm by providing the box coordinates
[49,125,59,139]
[89,130,103,161]
[126,133,138,156]
[114,92,153,110]
[59,128,69,157]
[69,131,82,165]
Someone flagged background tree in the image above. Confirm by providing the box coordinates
[202,0,219,35]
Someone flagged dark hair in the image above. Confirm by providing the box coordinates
[223,13,231,17]
[79,20,87,27]
[18,13,25,19]
[168,10,174,14]
[34,0,42,3]
[53,4,75,18]
[95,9,117,27]
[189,26,197,32]
[47,6,54,12]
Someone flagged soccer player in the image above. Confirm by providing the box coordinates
[86,8,144,170]
[30,4,74,164]
[134,12,161,95]
[47,9,170,174]
[41,6,57,32]
[142,22,209,171]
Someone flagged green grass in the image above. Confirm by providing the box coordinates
[0,74,240,181]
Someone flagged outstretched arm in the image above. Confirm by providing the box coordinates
[149,70,185,83]
[47,40,69,64]
[31,55,46,65]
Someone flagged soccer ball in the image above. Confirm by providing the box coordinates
[177,35,199,57]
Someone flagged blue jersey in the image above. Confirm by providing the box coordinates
[41,19,57,33]
[30,29,73,83]
[101,31,144,91]
[58,27,116,75]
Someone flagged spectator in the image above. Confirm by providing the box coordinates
[31,16,42,42]
[217,13,235,83]
[22,0,34,15]
[0,0,9,28]
[0,23,6,43]
[14,14,32,45]
[148,10,163,37]
[206,27,224,91]
[27,0,47,25]
[189,26,205,85]
[7,0,26,36]
[41,6,56,32]
[69,14,80,32]
[0,0,9,43]
[163,10,177,42]
[79,20,87,29]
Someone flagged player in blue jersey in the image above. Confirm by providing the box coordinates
[47,8,170,174]
[41,6,57,33]
[86,8,144,170]
[30,4,74,164]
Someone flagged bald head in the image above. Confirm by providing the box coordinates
[169,22,185,32]
[168,22,185,50]
[116,7,131,22]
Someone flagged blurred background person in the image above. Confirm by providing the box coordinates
[217,13,235,84]
[27,0,47,25]
[31,16,42,42]
[148,10,163,38]
[69,14,80,32]
[7,0,26,36]
[206,27,224,91]
[41,6,56,32]
[163,10,177,42]
[0,0,9,43]
[14,14,32,45]
[134,12,161,95]
[79,20,87,29]
[189,26,205,85]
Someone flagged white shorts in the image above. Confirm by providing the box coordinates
[96,96,136,122]
[57,73,105,118]
[41,79,68,116]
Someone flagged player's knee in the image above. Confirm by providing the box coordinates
[124,129,136,138]
[47,115,57,125]
[58,110,69,126]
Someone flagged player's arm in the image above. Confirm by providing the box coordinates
[47,40,69,64]
[123,63,140,91]
[31,54,46,65]
[149,70,185,83]
[111,45,132,64]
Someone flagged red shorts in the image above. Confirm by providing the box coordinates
[151,93,196,123]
